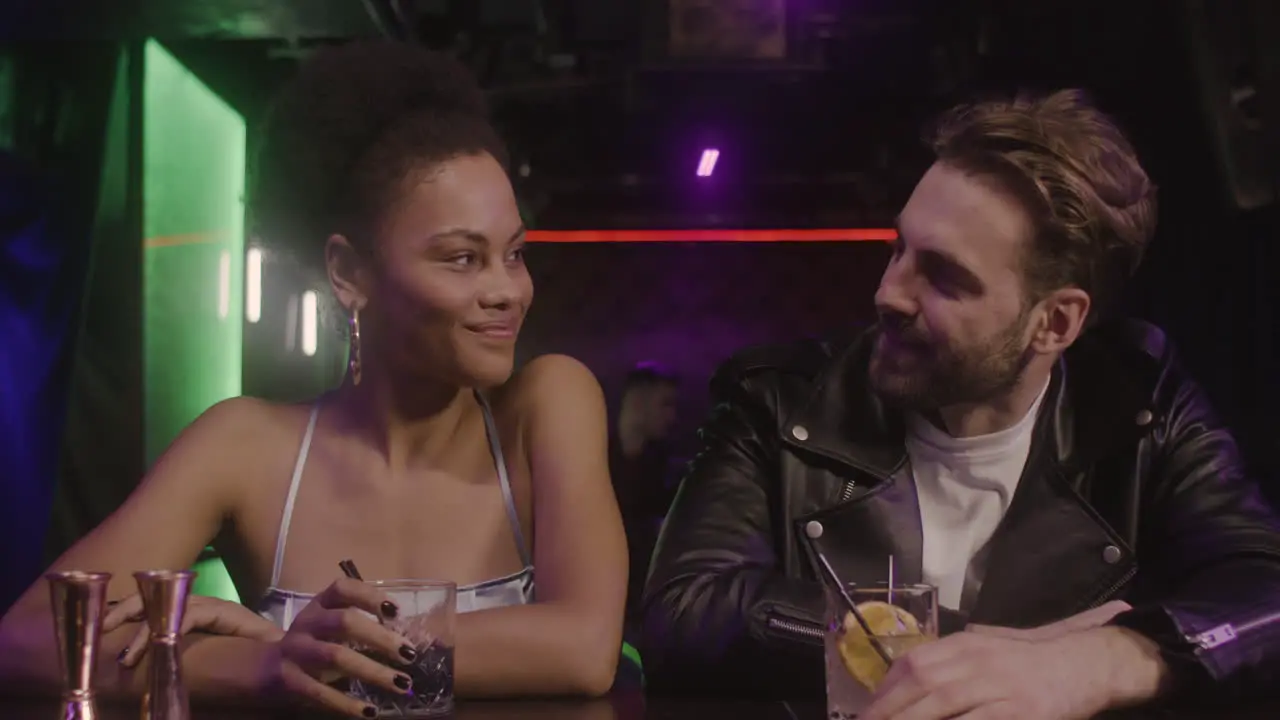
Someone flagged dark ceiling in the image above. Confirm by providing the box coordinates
[3,0,1276,227]
[0,0,382,40]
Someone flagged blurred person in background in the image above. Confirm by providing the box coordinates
[610,363,681,642]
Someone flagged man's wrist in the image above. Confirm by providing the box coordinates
[1060,626,1169,710]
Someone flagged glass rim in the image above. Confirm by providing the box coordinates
[366,579,457,591]
[841,582,937,595]
[45,570,112,583]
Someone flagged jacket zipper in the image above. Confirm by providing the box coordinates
[767,615,825,642]
[1083,566,1137,610]
[839,480,857,502]
[1190,608,1280,650]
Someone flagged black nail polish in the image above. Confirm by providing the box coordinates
[380,601,398,619]
[117,647,129,663]
[362,705,378,718]
[394,674,411,691]
[399,645,417,663]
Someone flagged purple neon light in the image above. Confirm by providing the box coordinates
[696,148,720,177]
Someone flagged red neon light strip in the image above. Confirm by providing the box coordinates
[525,228,896,243]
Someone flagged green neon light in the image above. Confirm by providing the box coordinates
[141,39,245,602]
[621,641,644,672]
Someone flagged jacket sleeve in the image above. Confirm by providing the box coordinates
[638,360,826,699]
[1111,350,1280,700]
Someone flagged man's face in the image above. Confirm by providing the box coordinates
[637,383,679,441]
[869,162,1039,411]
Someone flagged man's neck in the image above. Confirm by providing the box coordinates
[934,362,1054,438]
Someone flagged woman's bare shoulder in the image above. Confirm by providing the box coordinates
[489,354,603,415]
[188,395,314,443]
[163,396,320,482]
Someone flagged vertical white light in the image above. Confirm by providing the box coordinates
[245,248,262,323]
[301,291,317,357]
[217,251,231,319]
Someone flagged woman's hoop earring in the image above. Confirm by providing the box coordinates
[348,307,363,387]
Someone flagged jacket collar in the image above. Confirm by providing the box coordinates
[780,323,1164,479]
[778,329,906,480]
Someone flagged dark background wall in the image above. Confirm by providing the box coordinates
[517,241,889,451]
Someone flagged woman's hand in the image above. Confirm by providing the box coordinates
[272,578,419,718]
[103,594,285,668]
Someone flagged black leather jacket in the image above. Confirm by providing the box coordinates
[640,320,1280,701]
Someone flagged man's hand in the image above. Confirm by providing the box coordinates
[860,625,1166,720]
[966,601,1132,643]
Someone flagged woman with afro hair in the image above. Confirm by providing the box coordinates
[0,40,626,715]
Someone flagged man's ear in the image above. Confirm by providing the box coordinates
[1029,287,1091,354]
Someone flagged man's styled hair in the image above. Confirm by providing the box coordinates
[622,362,680,398]
[928,89,1158,327]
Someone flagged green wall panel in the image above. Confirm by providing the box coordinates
[141,39,245,602]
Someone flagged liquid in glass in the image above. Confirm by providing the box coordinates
[348,580,456,718]
[824,584,939,719]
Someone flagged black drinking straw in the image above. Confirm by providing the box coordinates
[339,559,364,581]
[804,522,895,667]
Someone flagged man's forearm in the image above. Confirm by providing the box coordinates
[648,572,824,655]
[641,572,827,698]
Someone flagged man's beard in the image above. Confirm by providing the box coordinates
[869,309,1034,412]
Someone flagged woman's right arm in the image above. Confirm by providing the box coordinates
[0,396,274,699]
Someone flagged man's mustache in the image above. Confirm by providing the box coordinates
[877,317,932,349]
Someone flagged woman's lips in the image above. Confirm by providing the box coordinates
[465,321,517,339]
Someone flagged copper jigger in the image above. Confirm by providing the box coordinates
[134,570,196,720]
[46,570,112,720]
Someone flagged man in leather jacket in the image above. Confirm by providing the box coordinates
[640,90,1280,716]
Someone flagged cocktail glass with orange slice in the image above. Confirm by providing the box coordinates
[824,584,939,719]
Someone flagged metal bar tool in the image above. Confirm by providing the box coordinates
[135,570,196,720]
[47,571,112,720]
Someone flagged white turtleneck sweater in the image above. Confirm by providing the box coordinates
[906,381,1050,610]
